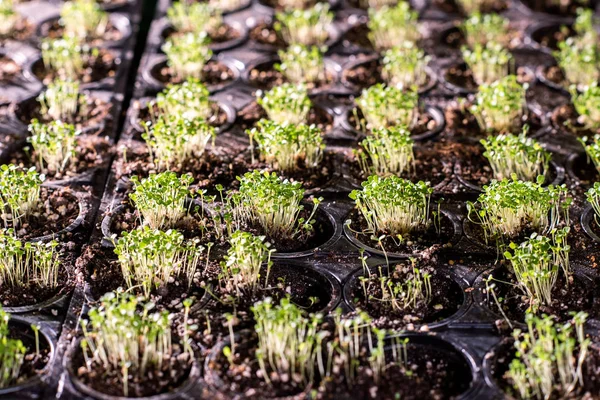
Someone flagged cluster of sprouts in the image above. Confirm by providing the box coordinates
[570,83,600,131]
[276,44,326,85]
[113,227,204,297]
[554,39,599,88]
[0,307,26,388]
[469,75,526,133]
[0,165,44,229]
[0,0,19,38]
[256,83,311,125]
[381,42,430,90]
[167,2,221,35]
[152,78,213,122]
[37,79,83,122]
[274,3,333,46]
[507,313,590,400]
[578,134,600,174]
[0,229,60,290]
[356,126,415,177]
[229,170,320,240]
[247,119,324,172]
[355,84,418,130]
[461,42,513,85]
[163,33,213,81]
[60,0,108,41]
[41,37,93,80]
[349,175,432,237]
[28,119,79,174]
[129,172,193,230]
[367,2,419,51]
[460,13,509,48]
[586,182,600,222]
[571,7,597,47]
[480,129,551,181]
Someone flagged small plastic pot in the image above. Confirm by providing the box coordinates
[155,18,249,53]
[440,62,478,96]
[581,204,600,243]
[525,20,574,54]
[566,151,598,187]
[3,289,71,314]
[535,64,569,94]
[254,0,342,14]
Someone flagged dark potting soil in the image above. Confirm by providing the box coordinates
[444,105,543,137]
[432,0,507,14]
[481,265,595,323]
[520,0,586,15]
[348,108,437,138]
[162,23,241,44]
[248,22,286,49]
[7,324,50,385]
[343,56,432,91]
[444,64,478,92]
[247,60,335,91]
[347,208,455,256]
[237,101,334,133]
[568,152,598,186]
[341,23,372,52]
[543,65,567,86]
[43,19,123,46]
[0,17,33,42]
[257,0,324,10]
[153,60,235,87]
[32,51,118,85]
[0,55,21,82]
[531,25,574,51]
[551,103,598,137]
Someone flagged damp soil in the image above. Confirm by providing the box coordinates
[0,55,21,82]
[249,22,286,49]
[247,60,335,91]
[531,24,574,51]
[432,0,507,14]
[441,26,514,50]
[444,64,477,92]
[551,103,598,138]
[42,19,123,46]
[6,324,50,385]
[519,0,587,15]
[342,56,433,91]
[32,51,118,85]
[152,59,235,88]
[541,65,567,86]
[348,108,438,138]
[237,101,334,132]
[569,152,599,186]
[341,23,372,52]
[162,23,241,45]
[0,17,34,42]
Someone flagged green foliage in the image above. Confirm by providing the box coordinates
[276,44,326,85]
[0,165,44,228]
[0,229,60,289]
[355,84,418,131]
[356,125,415,176]
[0,0,20,38]
[163,32,213,80]
[554,38,599,87]
[129,171,194,230]
[28,119,79,173]
[367,2,419,50]
[37,79,83,122]
[113,227,204,297]
[0,307,26,388]
[461,42,513,85]
[256,83,311,125]
[60,0,108,41]
[349,175,432,236]
[41,37,94,80]
[469,75,526,133]
[247,119,324,172]
[381,42,431,90]
[274,3,333,46]
[507,313,589,400]
[570,82,600,131]
[461,12,509,48]
[578,134,600,174]
[572,7,597,47]
[152,78,213,122]
[480,128,551,181]
[167,2,221,35]
[143,115,215,170]
[586,182,600,222]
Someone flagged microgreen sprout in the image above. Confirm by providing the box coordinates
[461,12,509,48]
[0,165,44,229]
[461,42,513,85]
[356,125,415,176]
[247,119,324,172]
[570,82,600,131]
[507,313,589,400]
[41,37,93,80]
[367,2,419,51]
[143,115,215,170]
[381,42,431,90]
[578,134,600,174]
[480,128,551,181]
[467,177,569,243]
[129,171,194,230]
[554,38,599,87]
[469,75,527,133]
[229,170,321,240]
[586,182,600,222]
[28,119,79,174]
[152,78,213,122]
[0,0,20,39]
[571,7,597,47]
[167,2,221,35]
[251,297,324,386]
[276,44,326,85]
[0,307,26,388]
[219,231,274,299]
[349,175,432,237]
[274,3,333,46]
[60,0,108,41]
[113,227,204,297]
[256,83,311,125]
[163,32,213,81]
[37,79,83,122]
[80,291,181,397]
[354,84,418,130]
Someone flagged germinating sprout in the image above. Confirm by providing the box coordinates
[356,125,415,177]
[276,44,326,85]
[0,0,20,38]
[570,82,600,131]
[163,32,213,81]
[0,307,26,389]
[0,229,60,289]
[60,0,108,41]
[274,3,333,46]
[113,227,204,298]
[578,134,600,174]
[461,12,510,48]
[229,170,321,240]
[129,171,194,230]
[247,119,324,172]
[507,313,590,400]
[586,182,600,223]
[503,228,570,312]
[152,78,213,122]
[349,175,432,237]
[469,75,527,133]
[81,290,184,397]
[480,128,551,182]
[37,79,84,122]
[0,165,44,229]
[41,36,94,80]
[256,83,311,125]
[143,115,216,170]
[381,42,431,90]
[367,2,419,51]
[572,8,597,47]
[467,177,569,243]
[219,231,274,299]
[167,1,221,35]
[28,119,79,174]
[251,297,324,386]
[461,42,513,85]
[554,38,599,88]
[354,84,418,130]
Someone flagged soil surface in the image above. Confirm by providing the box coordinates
[341,23,372,51]
[249,22,286,48]
[32,51,118,85]
[551,104,598,138]
[342,56,433,91]
[531,24,573,50]
[568,153,599,186]
[432,0,507,14]
[162,23,241,45]
[542,65,567,86]
[0,55,21,82]
[43,19,123,46]
[520,0,585,15]
[237,101,333,133]
[247,60,335,91]
[152,60,236,88]
[7,324,50,385]
[348,108,438,138]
